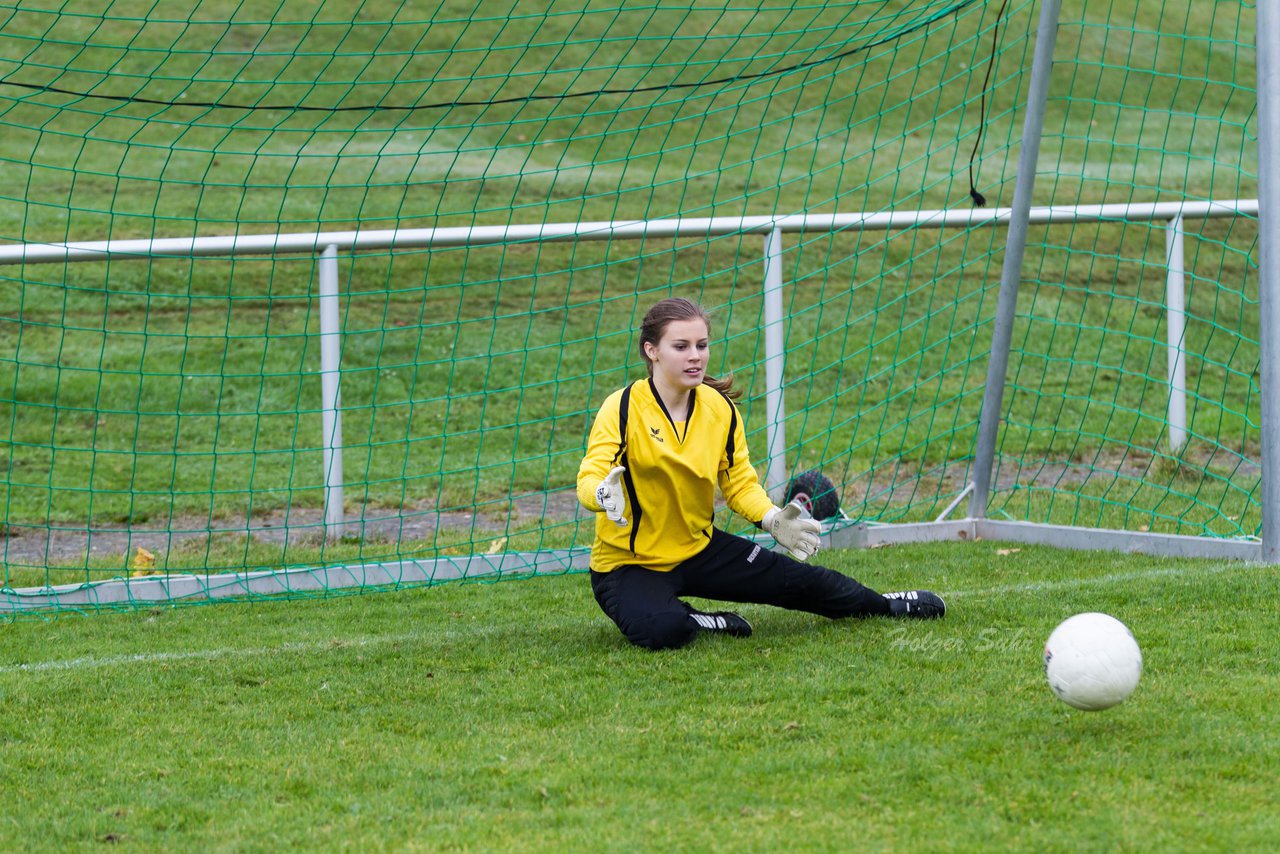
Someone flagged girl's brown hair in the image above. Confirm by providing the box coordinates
[638,297,740,400]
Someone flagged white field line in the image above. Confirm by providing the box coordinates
[0,632,421,675]
[946,559,1252,599]
[0,560,1256,675]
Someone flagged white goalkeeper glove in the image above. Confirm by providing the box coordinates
[595,466,628,527]
[763,500,821,561]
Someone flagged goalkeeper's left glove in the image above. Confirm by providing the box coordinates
[762,500,821,561]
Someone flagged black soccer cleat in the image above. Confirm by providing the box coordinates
[689,610,753,638]
[883,590,946,619]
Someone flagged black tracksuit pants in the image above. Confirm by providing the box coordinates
[590,528,891,650]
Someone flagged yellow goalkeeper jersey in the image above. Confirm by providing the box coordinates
[576,378,775,573]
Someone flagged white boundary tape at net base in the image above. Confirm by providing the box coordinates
[2,520,1264,614]
[1,548,593,614]
[827,519,1263,562]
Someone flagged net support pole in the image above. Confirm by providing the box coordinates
[1165,215,1188,452]
[1257,0,1280,564]
[968,0,1062,519]
[318,244,345,541]
[763,226,788,501]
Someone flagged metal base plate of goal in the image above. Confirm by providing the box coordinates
[828,519,1262,562]
[1,548,593,614]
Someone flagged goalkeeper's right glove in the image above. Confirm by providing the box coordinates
[595,466,628,527]
[762,500,821,561]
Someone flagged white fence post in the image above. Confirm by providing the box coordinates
[762,227,788,500]
[318,245,345,541]
[1165,215,1188,452]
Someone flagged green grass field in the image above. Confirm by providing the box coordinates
[2,541,1276,851]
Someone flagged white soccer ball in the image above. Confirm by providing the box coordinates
[1043,612,1142,711]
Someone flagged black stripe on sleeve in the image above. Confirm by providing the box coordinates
[617,383,642,553]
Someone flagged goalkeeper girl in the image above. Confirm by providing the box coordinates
[577,297,945,650]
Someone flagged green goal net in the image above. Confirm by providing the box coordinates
[0,1,1261,613]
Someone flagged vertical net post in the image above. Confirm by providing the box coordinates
[318,245,345,541]
[969,0,1063,520]
[1257,0,1280,564]
[762,226,788,501]
[1165,214,1188,452]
